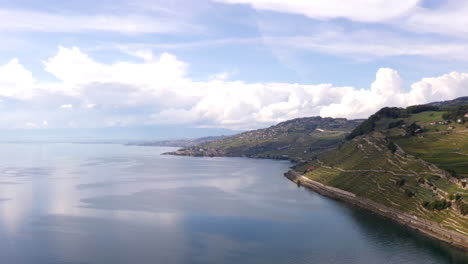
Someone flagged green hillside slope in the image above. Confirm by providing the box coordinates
[297,102,468,235]
[166,117,363,162]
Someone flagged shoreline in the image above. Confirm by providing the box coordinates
[166,152,468,250]
[284,170,468,251]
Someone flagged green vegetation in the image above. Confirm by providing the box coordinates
[423,199,452,211]
[169,117,362,162]
[298,98,468,236]
[168,97,468,237]
[457,199,468,215]
[396,178,406,187]
[442,104,468,122]
[346,107,404,140]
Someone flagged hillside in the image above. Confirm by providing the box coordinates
[429,96,468,108]
[166,117,363,162]
[296,100,468,236]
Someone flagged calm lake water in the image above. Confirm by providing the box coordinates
[0,143,466,264]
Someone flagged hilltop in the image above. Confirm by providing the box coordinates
[165,117,363,162]
[296,98,468,238]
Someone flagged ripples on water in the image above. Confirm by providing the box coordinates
[0,143,466,264]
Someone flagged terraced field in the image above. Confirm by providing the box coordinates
[297,105,468,236]
[299,132,468,235]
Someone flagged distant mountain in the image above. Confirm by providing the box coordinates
[166,117,363,162]
[127,136,228,147]
[0,126,239,142]
[297,96,468,237]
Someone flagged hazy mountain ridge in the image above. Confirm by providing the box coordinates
[127,136,228,147]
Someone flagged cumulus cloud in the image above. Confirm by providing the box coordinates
[44,46,188,87]
[0,46,467,130]
[0,58,36,99]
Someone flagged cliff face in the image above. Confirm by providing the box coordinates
[166,117,363,162]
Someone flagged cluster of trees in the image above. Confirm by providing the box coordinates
[422,199,452,210]
[447,193,468,215]
[447,169,460,179]
[457,199,468,215]
[442,104,468,121]
[346,105,438,140]
[448,193,463,201]
[406,104,439,114]
[405,123,422,136]
[346,107,403,140]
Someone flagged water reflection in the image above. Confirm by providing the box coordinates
[0,143,465,264]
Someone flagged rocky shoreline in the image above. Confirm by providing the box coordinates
[284,170,468,250]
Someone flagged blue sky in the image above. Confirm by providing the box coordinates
[0,0,467,137]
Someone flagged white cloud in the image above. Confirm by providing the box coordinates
[44,46,188,87]
[0,46,467,130]
[404,1,468,37]
[213,0,421,22]
[0,58,36,99]
[215,0,468,41]
[0,8,197,34]
[249,17,468,61]
[209,71,235,81]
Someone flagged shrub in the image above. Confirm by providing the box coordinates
[448,193,462,201]
[457,199,468,215]
[405,189,416,198]
[447,169,459,179]
[405,123,422,136]
[396,178,406,187]
[387,141,398,153]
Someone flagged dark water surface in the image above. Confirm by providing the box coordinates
[0,143,466,264]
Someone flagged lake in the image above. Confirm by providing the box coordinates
[0,143,466,264]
